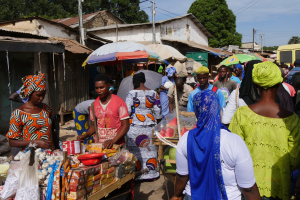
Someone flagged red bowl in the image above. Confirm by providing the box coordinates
[77,153,106,166]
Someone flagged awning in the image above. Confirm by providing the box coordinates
[49,37,92,54]
[161,38,232,57]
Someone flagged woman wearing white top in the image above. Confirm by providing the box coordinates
[171,90,260,200]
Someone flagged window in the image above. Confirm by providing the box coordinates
[104,21,108,26]
[280,51,292,63]
[296,50,300,60]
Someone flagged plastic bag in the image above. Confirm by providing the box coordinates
[15,150,40,200]
[109,149,132,166]
[0,152,29,199]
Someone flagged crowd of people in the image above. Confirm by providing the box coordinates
[5,57,300,200]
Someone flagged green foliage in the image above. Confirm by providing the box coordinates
[288,36,300,44]
[0,0,149,24]
[188,0,241,48]
[263,46,279,51]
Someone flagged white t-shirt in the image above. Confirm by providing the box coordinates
[176,129,256,200]
[222,89,247,124]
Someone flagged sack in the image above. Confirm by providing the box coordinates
[15,150,40,200]
[0,152,29,199]
[291,72,300,87]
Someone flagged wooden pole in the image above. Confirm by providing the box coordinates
[174,86,181,139]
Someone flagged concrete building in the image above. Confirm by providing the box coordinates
[241,42,261,51]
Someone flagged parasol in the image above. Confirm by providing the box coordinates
[166,60,202,77]
[147,44,187,63]
[82,42,160,67]
[247,53,263,61]
[117,69,163,101]
[220,54,256,66]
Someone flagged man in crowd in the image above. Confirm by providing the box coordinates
[213,65,238,102]
[168,77,193,113]
[227,66,241,86]
[287,59,300,84]
[187,66,225,112]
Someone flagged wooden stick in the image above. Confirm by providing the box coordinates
[174,85,181,139]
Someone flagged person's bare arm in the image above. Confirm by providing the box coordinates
[160,86,169,91]
[240,183,261,200]
[103,119,129,149]
[8,92,23,103]
[9,139,51,149]
[170,174,189,200]
[169,97,174,113]
[77,123,95,141]
[88,106,92,128]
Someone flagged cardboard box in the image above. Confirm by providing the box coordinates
[99,162,109,173]
[63,141,81,155]
[100,177,107,187]
[67,197,85,200]
[107,177,115,185]
[86,174,94,182]
[69,184,85,192]
[92,184,101,193]
[93,174,101,181]
[86,185,93,193]
[93,164,101,175]
[68,169,84,179]
[107,170,115,178]
[80,166,95,175]
[69,177,85,185]
[85,180,93,187]
[67,189,85,199]
[94,179,100,186]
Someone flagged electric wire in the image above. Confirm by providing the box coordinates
[235,0,261,15]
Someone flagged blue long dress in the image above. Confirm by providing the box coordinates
[160,76,175,117]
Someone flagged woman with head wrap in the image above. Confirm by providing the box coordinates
[171,90,260,200]
[125,72,162,180]
[234,64,244,81]
[6,72,58,157]
[229,62,300,200]
[159,66,177,117]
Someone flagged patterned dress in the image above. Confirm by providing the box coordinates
[125,90,162,180]
[7,104,54,149]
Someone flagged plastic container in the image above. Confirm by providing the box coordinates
[77,153,106,166]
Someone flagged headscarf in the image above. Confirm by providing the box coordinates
[158,65,163,73]
[133,72,146,89]
[20,72,46,99]
[234,64,244,79]
[187,90,228,200]
[252,61,283,89]
[239,60,262,105]
[165,67,177,77]
[196,66,209,74]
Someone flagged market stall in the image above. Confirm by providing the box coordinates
[0,142,136,200]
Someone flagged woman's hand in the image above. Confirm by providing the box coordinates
[77,135,86,141]
[35,139,51,149]
[103,139,114,149]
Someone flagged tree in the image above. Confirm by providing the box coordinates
[288,36,300,44]
[188,0,241,48]
[0,0,149,24]
[263,46,278,51]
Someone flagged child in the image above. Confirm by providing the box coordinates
[77,74,129,149]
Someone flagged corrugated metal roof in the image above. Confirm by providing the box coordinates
[52,10,126,28]
[0,36,60,44]
[161,38,232,56]
[0,29,48,39]
[87,14,213,38]
[49,37,92,54]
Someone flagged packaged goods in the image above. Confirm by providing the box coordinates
[63,141,81,155]
[92,184,101,194]
[100,172,107,179]
[80,166,94,175]
[69,184,85,192]
[93,164,101,174]
[86,185,93,194]
[107,169,115,178]
[94,179,100,186]
[85,180,93,187]
[89,143,103,153]
[99,162,108,172]
[86,174,94,182]
[108,149,132,166]
[67,189,85,199]
[93,174,101,181]
[115,165,125,179]
[107,177,115,185]
[67,197,85,200]
[100,177,107,186]
[67,170,84,179]
[69,177,85,185]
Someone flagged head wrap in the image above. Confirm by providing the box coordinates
[196,66,209,74]
[187,90,228,200]
[165,67,177,77]
[252,61,283,89]
[133,72,146,89]
[158,65,163,73]
[20,72,46,99]
[234,64,244,79]
[294,59,300,66]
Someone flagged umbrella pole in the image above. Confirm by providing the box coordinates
[174,85,181,139]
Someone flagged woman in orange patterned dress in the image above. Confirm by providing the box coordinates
[7,72,58,155]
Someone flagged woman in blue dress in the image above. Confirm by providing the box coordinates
[159,67,177,117]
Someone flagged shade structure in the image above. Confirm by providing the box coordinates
[117,69,162,101]
[247,53,263,61]
[166,60,202,77]
[147,44,187,63]
[82,42,160,67]
[220,54,256,66]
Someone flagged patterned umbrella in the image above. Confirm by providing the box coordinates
[220,54,256,66]
[117,70,162,101]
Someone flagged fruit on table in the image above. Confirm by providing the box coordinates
[167,118,177,127]
[159,128,175,138]
[181,127,188,136]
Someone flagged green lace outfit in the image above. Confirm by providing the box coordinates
[229,106,300,200]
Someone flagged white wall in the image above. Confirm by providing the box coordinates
[90,17,209,46]
[0,19,77,40]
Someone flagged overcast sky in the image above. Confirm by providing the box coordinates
[141,0,300,47]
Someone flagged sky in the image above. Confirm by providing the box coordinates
[141,0,300,47]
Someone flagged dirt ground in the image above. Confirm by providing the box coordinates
[60,119,175,200]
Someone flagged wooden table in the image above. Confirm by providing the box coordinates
[87,172,135,200]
